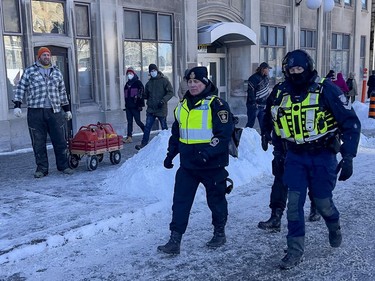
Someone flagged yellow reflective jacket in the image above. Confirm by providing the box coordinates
[175,96,215,144]
[271,80,338,144]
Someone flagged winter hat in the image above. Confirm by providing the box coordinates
[184,68,190,79]
[37,47,51,58]
[259,62,272,69]
[187,66,210,85]
[148,64,158,73]
[126,68,136,75]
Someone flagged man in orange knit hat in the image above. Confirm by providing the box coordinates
[13,47,74,178]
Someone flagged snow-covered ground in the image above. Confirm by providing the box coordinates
[1,101,374,281]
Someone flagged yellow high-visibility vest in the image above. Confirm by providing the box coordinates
[271,80,337,144]
[175,96,216,144]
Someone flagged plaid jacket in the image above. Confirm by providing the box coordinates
[14,63,69,113]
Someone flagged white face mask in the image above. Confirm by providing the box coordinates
[127,74,134,80]
[150,70,157,78]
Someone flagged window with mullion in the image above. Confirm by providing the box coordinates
[2,0,25,109]
[124,9,173,86]
[75,3,93,102]
[330,33,350,78]
[260,25,286,85]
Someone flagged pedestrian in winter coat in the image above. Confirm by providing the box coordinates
[135,64,174,150]
[158,66,234,255]
[367,70,375,99]
[346,72,358,103]
[333,72,349,94]
[325,69,335,81]
[246,62,271,128]
[13,47,74,178]
[270,50,360,269]
[123,68,145,143]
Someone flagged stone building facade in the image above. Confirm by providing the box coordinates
[0,0,371,151]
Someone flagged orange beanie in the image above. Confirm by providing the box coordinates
[37,47,51,58]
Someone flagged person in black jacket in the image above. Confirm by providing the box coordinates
[271,50,361,269]
[246,62,271,128]
[259,82,321,233]
[157,66,234,255]
[135,64,174,150]
[123,68,145,143]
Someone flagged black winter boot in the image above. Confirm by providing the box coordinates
[308,203,321,222]
[258,208,283,232]
[206,227,226,248]
[327,222,342,248]
[157,231,182,255]
[279,236,304,270]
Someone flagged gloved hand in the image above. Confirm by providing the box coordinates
[65,111,73,121]
[261,133,272,151]
[157,100,164,109]
[196,150,209,165]
[14,108,22,118]
[163,156,174,169]
[272,156,284,178]
[138,107,143,111]
[336,156,353,181]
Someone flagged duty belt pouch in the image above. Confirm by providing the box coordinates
[327,134,341,154]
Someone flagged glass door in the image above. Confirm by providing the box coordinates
[197,54,227,100]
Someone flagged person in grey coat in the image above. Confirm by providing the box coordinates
[135,64,174,150]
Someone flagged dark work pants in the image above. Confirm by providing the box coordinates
[246,103,265,128]
[141,112,168,145]
[269,154,316,212]
[283,149,339,239]
[169,166,229,234]
[27,108,69,173]
[125,107,145,137]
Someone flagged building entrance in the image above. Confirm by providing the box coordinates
[197,53,227,100]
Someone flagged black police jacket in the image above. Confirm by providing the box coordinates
[272,77,361,158]
[167,83,234,170]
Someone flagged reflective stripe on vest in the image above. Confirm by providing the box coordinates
[175,96,215,144]
[271,80,338,144]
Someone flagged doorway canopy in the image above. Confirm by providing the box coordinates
[198,22,257,46]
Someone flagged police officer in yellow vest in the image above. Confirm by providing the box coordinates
[271,50,361,269]
[158,66,234,255]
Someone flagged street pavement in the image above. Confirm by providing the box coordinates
[0,115,250,259]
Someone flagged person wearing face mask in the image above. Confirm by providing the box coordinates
[135,64,174,150]
[270,49,361,269]
[123,68,145,144]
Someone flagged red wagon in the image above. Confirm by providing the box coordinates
[68,122,123,171]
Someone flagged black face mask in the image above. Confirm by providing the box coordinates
[289,71,310,85]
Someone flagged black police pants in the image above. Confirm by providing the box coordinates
[27,108,69,173]
[169,166,228,234]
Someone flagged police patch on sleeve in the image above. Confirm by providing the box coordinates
[339,94,352,110]
[217,110,229,123]
[210,137,219,147]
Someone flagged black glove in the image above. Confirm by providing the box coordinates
[138,107,143,111]
[272,156,284,178]
[157,100,164,109]
[163,156,174,169]
[196,150,209,165]
[336,156,353,181]
[261,133,272,151]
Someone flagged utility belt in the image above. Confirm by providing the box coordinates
[286,133,340,154]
